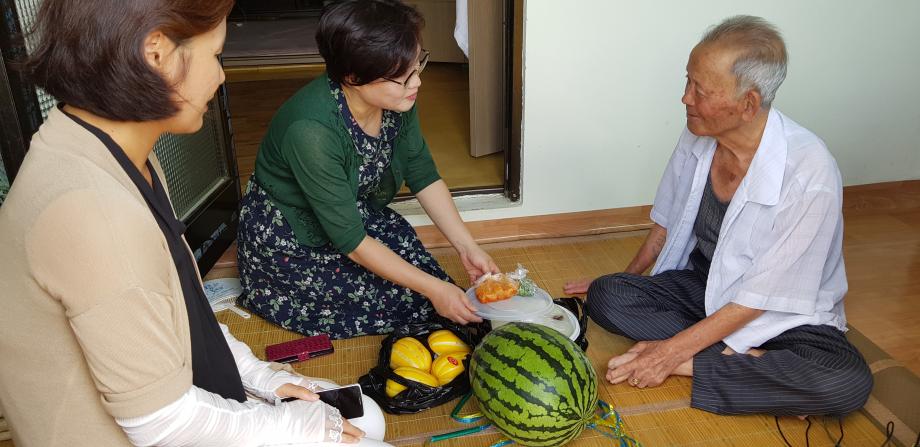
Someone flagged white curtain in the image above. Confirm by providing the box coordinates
[453,0,469,57]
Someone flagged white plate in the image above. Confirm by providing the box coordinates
[465,285,554,320]
[491,304,580,341]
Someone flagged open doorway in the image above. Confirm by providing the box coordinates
[222,0,521,200]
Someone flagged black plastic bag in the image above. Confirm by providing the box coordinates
[358,318,490,414]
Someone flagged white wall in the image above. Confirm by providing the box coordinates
[411,0,920,226]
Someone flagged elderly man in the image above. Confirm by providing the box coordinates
[566,16,872,416]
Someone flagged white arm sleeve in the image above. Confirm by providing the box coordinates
[114,326,346,446]
[219,324,320,402]
[115,386,344,446]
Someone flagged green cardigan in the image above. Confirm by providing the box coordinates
[252,74,441,254]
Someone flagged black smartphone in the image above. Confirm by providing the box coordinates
[283,384,365,419]
[317,384,364,419]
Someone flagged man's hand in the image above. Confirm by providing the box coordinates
[606,340,694,388]
[607,303,765,388]
[563,224,668,296]
[563,277,594,295]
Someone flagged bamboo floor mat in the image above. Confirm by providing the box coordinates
[212,234,891,447]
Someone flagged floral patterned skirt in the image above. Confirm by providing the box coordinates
[237,181,452,339]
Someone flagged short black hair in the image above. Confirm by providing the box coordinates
[26,0,234,122]
[316,0,424,86]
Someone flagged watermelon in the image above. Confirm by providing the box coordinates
[470,323,598,447]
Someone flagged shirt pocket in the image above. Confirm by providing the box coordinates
[719,206,759,272]
[747,204,777,256]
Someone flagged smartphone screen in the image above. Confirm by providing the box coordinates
[316,384,364,419]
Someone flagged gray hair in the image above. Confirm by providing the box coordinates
[700,15,787,108]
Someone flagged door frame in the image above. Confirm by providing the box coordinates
[506,0,523,202]
[0,0,42,181]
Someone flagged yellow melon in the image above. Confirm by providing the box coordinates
[389,337,432,371]
[385,367,440,397]
[385,378,407,398]
[431,353,468,385]
[427,330,471,356]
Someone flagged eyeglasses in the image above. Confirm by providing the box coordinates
[383,49,430,87]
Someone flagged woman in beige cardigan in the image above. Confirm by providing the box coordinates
[0,0,386,446]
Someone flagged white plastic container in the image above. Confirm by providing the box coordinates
[490,304,580,342]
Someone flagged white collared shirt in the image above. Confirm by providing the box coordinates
[650,108,848,353]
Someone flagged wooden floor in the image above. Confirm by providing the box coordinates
[837,184,920,376]
[225,62,504,194]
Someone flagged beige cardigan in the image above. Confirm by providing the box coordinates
[0,108,196,446]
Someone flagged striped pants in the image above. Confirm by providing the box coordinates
[586,270,873,416]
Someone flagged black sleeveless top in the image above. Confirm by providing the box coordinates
[63,108,246,402]
[689,174,730,279]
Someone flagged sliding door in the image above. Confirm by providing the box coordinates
[468,0,507,158]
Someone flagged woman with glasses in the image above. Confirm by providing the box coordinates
[237,0,498,339]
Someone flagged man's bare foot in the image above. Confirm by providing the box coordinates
[606,352,694,383]
[673,358,693,376]
[607,352,639,370]
[721,346,766,357]
[605,352,639,383]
